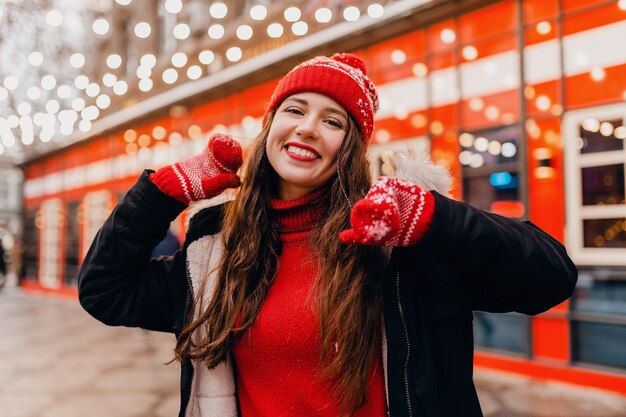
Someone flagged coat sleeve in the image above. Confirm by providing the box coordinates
[421,191,578,315]
[78,170,190,332]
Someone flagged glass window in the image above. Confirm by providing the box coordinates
[21,209,38,281]
[581,164,625,206]
[572,321,626,369]
[572,270,626,316]
[39,199,62,289]
[65,202,80,286]
[571,268,626,370]
[580,118,625,154]
[583,218,626,248]
[473,312,530,354]
[460,125,525,219]
[563,103,626,265]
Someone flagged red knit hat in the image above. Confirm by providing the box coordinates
[267,53,379,142]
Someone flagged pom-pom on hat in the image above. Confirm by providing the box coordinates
[267,53,379,142]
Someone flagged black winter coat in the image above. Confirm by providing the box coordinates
[78,171,577,417]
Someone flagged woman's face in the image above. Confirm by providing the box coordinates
[266,92,348,200]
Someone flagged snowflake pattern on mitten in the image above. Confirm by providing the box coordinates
[339,176,435,246]
[151,133,242,204]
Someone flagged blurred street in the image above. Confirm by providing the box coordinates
[1,287,626,417]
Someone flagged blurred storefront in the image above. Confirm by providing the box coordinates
[6,0,626,398]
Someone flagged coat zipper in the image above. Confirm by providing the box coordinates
[396,267,413,417]
[182,261,195,414]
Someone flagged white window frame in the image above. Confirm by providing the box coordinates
[563,102,626,266]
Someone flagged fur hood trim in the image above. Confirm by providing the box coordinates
[382,147,453,196]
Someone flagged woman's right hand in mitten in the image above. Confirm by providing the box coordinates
[150,133,243,204]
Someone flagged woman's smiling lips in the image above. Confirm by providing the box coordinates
[284,142,320,161]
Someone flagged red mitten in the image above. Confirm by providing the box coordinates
[339,177,435,246]
[150,133,243,204]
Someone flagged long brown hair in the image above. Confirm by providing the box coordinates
[174,112,387,415]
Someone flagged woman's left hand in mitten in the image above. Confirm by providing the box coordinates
[339,177,435,246]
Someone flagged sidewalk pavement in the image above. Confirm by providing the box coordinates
[1,287,625,417]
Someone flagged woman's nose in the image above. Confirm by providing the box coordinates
[295,115,319,139]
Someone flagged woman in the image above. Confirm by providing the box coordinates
[78,53,577,417]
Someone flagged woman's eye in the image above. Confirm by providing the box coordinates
[325,119,343,129]
[284,107,303,115]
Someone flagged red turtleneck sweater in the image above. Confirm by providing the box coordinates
[231,188,387,417]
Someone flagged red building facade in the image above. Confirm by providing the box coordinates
[21,0,626,396]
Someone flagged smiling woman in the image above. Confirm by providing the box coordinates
[77,53,577,417]
[267,93,348,200]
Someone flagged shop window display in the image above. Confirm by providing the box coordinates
[64,201,80,286]
[571,268,626,369]
[459,125,530,354]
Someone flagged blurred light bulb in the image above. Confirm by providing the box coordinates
[440,28,456,44]
[210,2,228,19]
[107,54,122,69]
[315,8,332,23]
[57,85,71,99]
[140,54,157,68]
[292,21,308,36]
[134,22,151,38]
[3,76,18,90]
[70,53,85,69]
[267,23,283,38]
[236,25,253,40]
[590,67,606,81]
[136,66,151,79]
[367,3,384,18]
[41,75,57,90]
[82,106,99,120]
[162,69,178,84]
[72,97,86,111]
[284,7,301,22]
[46,10,63,27]
[28,52,44,67]
[139,79,153,92]
[391,50,406,64]
[173,23,190,40]
[96,94,111,109]
[74,75,89,90]
[27,86,41,100]
[93,18,110,35]
[164,0,183,14]
[86,83,100,97]
[462,46,478,61]
[199,50,215,65]
[208,24,225,39]
[102,73,117,87]
[45,100,60,114]
[187,65,202,80]
[17,102,32,116]
[79,119,92,132]
[171,52,188,68]
[250,5,267,20]
[113,80,128,95]
[226,47,242,62]
[343,6,360,21]
[536,21,552,35]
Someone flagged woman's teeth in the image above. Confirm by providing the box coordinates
[287,145,318,159]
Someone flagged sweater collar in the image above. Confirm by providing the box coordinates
[270,186,329,234]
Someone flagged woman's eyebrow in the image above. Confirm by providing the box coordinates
[284,97,348,121]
